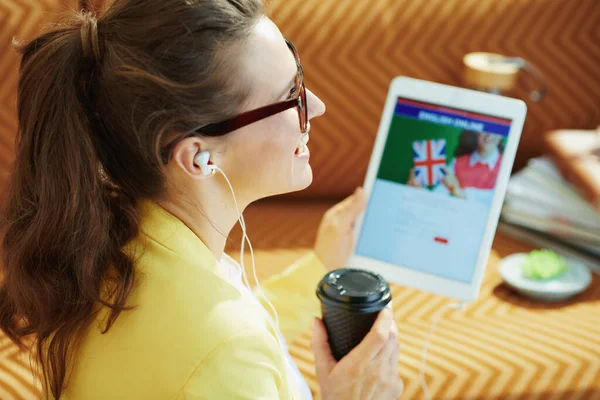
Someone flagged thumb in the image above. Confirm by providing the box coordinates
[441,166,451,181]
[338,187,367,227]
[408,168,417,184]
[311,318,336,377]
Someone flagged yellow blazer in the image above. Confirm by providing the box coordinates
[61,200,326,399]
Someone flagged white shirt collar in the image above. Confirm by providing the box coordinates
[219,253,245,284]
[469,148,500,169]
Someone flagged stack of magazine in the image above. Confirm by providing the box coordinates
[499,156,600,272]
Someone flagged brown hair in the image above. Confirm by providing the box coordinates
[455,130,505,158]
[0,0,263,397]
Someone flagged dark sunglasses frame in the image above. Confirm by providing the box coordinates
[195,38,308,136]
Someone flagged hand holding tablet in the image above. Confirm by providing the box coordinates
[349,77,527,301]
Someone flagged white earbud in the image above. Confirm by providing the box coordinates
[194,151,215,176]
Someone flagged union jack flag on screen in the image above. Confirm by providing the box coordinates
[412,139,447,187]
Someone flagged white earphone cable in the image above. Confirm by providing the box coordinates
[420,301,466,400]
[237,215,252,290]
[210,166,252,290]
[212,166,282,346]
[210,160,465,396]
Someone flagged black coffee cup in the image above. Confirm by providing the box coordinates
[316,268,392,361]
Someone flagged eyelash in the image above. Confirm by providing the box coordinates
[287,85,297,99]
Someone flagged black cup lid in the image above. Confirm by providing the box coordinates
[317,268,391,311]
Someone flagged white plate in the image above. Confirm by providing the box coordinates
[499,252,592,302]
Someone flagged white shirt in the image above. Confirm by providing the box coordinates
[430,149,499,204]
[218,253,313,400]
[468,148,500,170]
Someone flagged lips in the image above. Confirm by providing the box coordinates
[295,134,309,156]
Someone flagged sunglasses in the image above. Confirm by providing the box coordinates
[195,38,308,136]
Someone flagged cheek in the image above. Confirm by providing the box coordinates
[256,133,289,170]
[260,122,293,156]
[259,111,300,159]
[234,118,296,174]
[225,109,302,196]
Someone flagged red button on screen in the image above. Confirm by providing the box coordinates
[434,237,449,244]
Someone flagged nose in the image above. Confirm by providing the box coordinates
[306,88,326,120]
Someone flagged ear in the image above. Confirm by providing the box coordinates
[171,136,213,179]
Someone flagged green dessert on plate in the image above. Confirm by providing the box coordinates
[522,249,569,280]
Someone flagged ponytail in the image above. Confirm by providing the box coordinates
[0,12,137,399]
[0,0,264,397]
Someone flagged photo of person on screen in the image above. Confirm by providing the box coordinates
[408,130,504,204]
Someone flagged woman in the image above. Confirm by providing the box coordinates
[0,0,403,399]
[408,131,503,203]
[441,131,504,198]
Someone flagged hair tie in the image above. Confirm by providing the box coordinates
[80,11,101,61]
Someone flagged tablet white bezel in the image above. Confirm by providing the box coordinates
[349,76,527,301]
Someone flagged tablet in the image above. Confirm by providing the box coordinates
[350,77,527,301]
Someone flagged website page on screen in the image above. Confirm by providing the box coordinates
[356,98,512,283]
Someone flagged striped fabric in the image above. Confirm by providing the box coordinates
[2,198,600,399]
[267,0,600,199]
[1,0,599,197]
[279,238,600,400]
[0,0,79,195]
[236,204,600,400]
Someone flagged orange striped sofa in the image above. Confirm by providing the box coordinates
[1,0,599,399]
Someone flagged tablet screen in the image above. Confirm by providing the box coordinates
[356,97,512,283]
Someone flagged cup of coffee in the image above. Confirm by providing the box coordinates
[316,268,392,361]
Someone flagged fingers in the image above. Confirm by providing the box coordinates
[311,318,337,378]
[441,177,452,190]
[337,187,367,228]
[363,320,401,400]
[442,166,457,179]
[344,307,392,364]
[409,168,416,181]
[375,318,399,363]
[392,378,404,399]
[372,309,399,374]
[332,187,361,213]
[408,168,421,187]
[441,170,454,190]
[322,187,367,232]
[388,334,400,372]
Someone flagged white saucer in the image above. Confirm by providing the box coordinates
[499,252,592,302]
